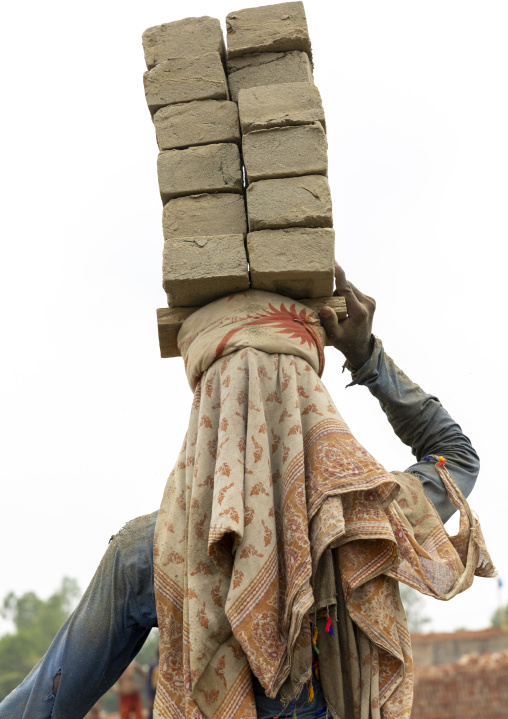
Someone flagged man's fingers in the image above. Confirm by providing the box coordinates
[319,305,344,344]
[333,263,365,318]
[334,263,376,315]
[348,281,376,310]
[347,281,366,302]
[333,263,348,292]
[333,263,356,297]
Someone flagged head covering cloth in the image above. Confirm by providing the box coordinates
[153,291,494,719]
[178,290,326,389]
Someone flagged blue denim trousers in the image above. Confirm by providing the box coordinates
[0,512,326,719]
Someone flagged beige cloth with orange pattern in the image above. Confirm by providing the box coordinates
[153,291,494,719]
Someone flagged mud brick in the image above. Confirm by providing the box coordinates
[242,123,327,183]
[162,193,247,240]
[143,53,228,114]
[247,228,335,298]
[157,143,242,203]
[238,82,325,133]
[226,50,312,103]
[246,175,332,231]
[142,17,226,69]
[163,235,249,306]
[226,2,311,59]
[153,100,240,150]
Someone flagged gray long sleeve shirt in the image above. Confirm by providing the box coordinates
[348,338,479,523]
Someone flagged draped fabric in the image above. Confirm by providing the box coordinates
[153,291,494,719]
[177,290,326,389]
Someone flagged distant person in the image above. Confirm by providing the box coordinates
[146,650,158,719]
[85,700,102,719]
[113,662,145,719]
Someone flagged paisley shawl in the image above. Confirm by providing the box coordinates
[153,291,494,719]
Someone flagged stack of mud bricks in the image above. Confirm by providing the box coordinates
[142,3,340,357]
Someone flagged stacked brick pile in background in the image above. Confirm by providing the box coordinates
[142,5,345,358]
[412,650,508,719]
[143,17,249,308]
[226,2,335,300]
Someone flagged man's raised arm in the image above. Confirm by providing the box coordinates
[320,263,479,523]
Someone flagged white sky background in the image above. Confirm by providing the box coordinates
[0,0,507,636]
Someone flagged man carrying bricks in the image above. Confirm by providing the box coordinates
[0,266,494,719]
[0,5,494,718]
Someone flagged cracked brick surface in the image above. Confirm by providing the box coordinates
[248,227,335,298]
[226,2,312,59]
[142,16,226,69]
[246,175,333,231]
[143,53,229,115]
[162,193,247,240]
[157,143,243,203]
[142,6,337,326]
[242,122,327,183]
[226,50,313,102]
[237,82,325,133]
[153,100,241,151]
[163,234,249,306]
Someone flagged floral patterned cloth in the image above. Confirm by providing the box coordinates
[153,291,494,719]
[177,290,326,389]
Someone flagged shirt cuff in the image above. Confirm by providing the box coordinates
[345,336,383,387]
